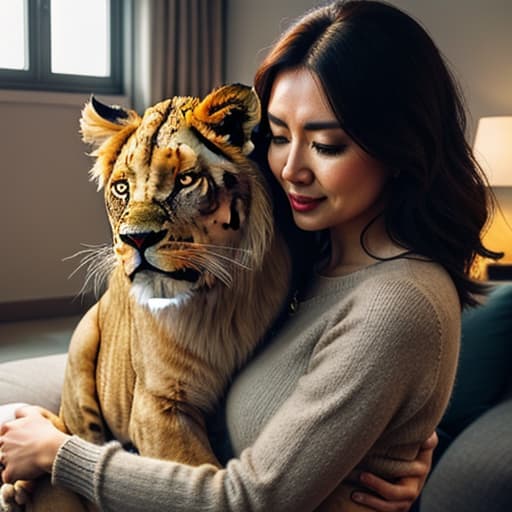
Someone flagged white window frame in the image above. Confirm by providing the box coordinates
[0,0,126,95]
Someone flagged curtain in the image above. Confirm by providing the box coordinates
[132,0,225,112]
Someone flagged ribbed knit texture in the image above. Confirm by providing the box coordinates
[53,258,461,512]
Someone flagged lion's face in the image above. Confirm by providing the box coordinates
[80,85,272,305]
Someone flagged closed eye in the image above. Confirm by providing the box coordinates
[269,135,289,145]
[312,141,347,156]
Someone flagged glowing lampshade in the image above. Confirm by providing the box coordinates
[473,116,512,186]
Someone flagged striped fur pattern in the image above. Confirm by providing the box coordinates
[4,85,291,512]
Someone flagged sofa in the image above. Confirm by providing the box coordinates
[420,283,512,511]
[1,285,511,511]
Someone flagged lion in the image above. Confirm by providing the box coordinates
[0,84,292,512]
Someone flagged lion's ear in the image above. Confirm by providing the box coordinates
[80,96,140,148]
[192,84,261,155]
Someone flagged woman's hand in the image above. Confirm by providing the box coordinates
[0,405,70,484]
[351,432,438,511]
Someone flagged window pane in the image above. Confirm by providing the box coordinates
[0,0,27,70]
[50,0,110,77]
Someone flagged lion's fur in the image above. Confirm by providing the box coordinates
[4,85,291,512]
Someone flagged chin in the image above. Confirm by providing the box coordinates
[291,213,325,232]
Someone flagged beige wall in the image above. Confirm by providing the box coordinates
[0,93,112,302]
[0,0,510,304]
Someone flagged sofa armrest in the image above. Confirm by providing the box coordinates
[0,353,66,414]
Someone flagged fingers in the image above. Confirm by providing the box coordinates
[1,452,13,485]
[420,431,438,451]
[0,405,46,433]
[359,472,419,501]
[351,473,419,511]
[349,434,437,511]
[0,403,27,423]
[415,445,433,472]
[0,447,5,469]
[351,490,412,512]
[379,444,434,480]
[14,405,44,420]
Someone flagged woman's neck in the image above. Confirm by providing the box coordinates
[321,213,405,278]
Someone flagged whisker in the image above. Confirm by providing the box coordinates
[172,253,233,287]
[64,244,115,298]
[159,245,253,271]
[186,249,252,271]
[161,241,252,257]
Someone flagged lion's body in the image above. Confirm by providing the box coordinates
[63,231,289,467]
[1,85,291,512]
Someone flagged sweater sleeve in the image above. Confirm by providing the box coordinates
[52,279,447,512]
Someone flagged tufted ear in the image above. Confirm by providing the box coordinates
[191,84,261,155]
[80,96,140,149]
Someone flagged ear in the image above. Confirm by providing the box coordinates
[191,84,261,155]
[80,96,140,148]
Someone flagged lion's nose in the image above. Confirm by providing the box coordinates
[120,230,167,251]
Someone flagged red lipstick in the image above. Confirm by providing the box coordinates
[288,193,325,212]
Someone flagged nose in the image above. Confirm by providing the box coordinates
[120,230,167,251]
[280,143,314,185]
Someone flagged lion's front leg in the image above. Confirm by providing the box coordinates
[129,384,220,467]
[59,303,108,445]
[21,476,95,512]
[0,480,32,512]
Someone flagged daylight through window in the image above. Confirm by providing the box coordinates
[0,0,125,94]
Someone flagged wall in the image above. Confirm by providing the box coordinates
[0,92,115,304]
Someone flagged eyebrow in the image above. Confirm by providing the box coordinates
[267,112,340,131]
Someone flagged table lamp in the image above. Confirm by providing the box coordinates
[473,116,512,187]
[473,116,512,280]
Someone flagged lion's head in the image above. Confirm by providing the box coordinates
[80,84,273,306]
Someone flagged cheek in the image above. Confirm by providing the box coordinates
[359,163,389,201]
[326,157,388,199]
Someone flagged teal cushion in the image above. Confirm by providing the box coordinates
[440,284,512,435]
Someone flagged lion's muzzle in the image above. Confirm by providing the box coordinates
[120,230,168,252]
[119,230,201,283]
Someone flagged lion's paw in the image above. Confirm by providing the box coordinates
[0,482,28,512]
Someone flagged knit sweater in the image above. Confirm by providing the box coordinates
[53,257,460,511]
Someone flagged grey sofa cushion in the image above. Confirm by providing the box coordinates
[440,284,512,435]
[0,353,66,414]
[421,398,512,512]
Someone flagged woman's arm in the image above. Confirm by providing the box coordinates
[0,282,444,511]
[0,412,435,511]
[352,433,437,510]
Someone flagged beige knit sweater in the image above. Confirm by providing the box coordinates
[53,257,460,511]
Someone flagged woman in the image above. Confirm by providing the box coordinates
[0,1,499,511]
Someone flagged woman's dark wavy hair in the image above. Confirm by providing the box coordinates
[253,0,502,307]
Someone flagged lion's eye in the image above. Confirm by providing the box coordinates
[178,174,196,187]
[112,180,129,199]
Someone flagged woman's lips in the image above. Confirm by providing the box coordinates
[288,193,325,212]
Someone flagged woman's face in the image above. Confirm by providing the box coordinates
[267,68,389,235]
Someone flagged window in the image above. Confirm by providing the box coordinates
[0,0,125,94]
